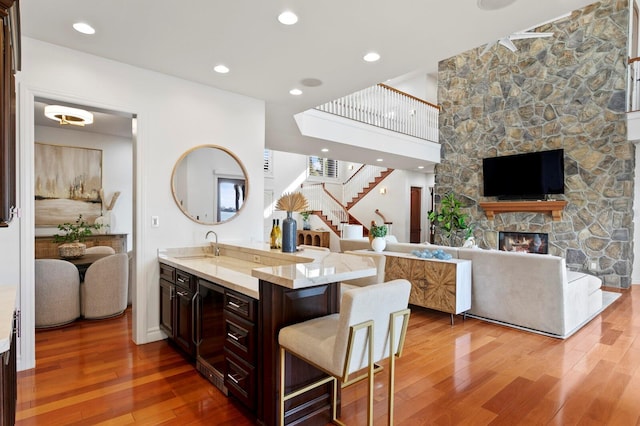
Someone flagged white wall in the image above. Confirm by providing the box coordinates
[34,125,133,250]
[348,170,433,243]
[13,38,265,370]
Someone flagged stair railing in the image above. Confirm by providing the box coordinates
[315,83,440,142]
[343,165,388,206]
[300,184,348,229]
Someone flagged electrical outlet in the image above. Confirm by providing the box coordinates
[253,255,261,263]
[151,216,159,227]
[590,262,597,270]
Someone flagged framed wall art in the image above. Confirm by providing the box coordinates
[34,142,103,226]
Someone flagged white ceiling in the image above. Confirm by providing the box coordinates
[21,0,596,171]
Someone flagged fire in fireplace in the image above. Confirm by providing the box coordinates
[499,231,548,254]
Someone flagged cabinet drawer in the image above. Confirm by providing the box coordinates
[159,263,175,283]
[225,352,256,411]
[224,311,255,364]
[175,271,193,291]
[224,290,255,322]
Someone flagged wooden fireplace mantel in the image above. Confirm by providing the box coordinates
[479,200,568,221]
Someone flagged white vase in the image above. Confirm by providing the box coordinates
[371,237,386,252]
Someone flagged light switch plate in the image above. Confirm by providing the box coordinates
[151,216,159,227]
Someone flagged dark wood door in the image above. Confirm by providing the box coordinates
[159,279,174,338]
[174,287,194,357]
[410,186,422,243]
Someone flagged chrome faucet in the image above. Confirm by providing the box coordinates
[205,230,220,256]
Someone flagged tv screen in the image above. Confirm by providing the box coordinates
[482,149,564,199]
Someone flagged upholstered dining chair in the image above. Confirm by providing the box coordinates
[81,253,128,319]
[35,259,81,328]
[278,279,411,426]
[85,245,116,254]
[340,250,387,295]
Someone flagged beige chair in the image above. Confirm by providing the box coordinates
[279,279,411,425]
[85,245,116,254]
[81,253,129,319]
[35,259,81,328]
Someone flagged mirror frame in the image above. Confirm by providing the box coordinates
[171,144,249,225]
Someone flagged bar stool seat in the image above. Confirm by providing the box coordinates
[279,279,411,425]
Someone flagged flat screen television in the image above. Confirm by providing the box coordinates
[482,149,564,200]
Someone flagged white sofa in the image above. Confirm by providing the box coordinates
[339,238,603,338]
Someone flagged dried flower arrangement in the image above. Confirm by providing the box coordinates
[276,192,309,213]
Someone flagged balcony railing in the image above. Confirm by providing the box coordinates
[315,83,440,142]
[630,57,640,112]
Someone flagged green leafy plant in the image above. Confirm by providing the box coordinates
[300,211,311,221]
[428,193,473,245]
[53,214,102,244]
[370,223,388,238]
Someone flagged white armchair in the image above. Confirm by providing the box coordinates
[81,253,129,319]
[35,259,80,328]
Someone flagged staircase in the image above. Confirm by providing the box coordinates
[300,165,394,236]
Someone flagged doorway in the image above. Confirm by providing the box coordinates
[410,186,422,243]
[32,97,135,352]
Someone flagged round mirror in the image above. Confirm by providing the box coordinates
[171,145,249,225]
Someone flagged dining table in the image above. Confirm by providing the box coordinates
[60,253,111,281]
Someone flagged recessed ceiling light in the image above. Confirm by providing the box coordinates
[278,11,298,25]
[73,22,95,35]
[363,52,381,62]
[477,0,517,10]
[418,166,425,169]
[376,158,383,162]
[321,148,329,153]
[289,88,302,96]
[214,65,230,74]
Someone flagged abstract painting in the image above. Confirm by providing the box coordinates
[34,143,102,226]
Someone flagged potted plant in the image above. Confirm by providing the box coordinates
[370,222,388,252]
[300,211,312,230]
[428,193,473,246]
[54,214,103,259]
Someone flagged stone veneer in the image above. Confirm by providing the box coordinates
[436,0,633,288]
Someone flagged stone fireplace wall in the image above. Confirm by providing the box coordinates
[436,0,633,287]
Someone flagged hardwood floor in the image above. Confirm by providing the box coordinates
[17,286,639,425]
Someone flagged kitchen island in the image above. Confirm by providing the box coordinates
[158,242,377,426]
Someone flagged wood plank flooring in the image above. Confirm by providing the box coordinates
[17,286,639,425]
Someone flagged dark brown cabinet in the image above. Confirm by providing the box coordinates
[158,264,195,359]
[0,0,19,227]
[0,313,17,426]
[223,290,257,410]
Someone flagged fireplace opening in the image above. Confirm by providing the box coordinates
[499,231,548,254]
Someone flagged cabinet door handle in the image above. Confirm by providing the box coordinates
[227,332,240,341]
[177,276,187,284]
[227,373,241,384]
[228,300,242,309]
[176,290,189,298]
[170,286,175,300]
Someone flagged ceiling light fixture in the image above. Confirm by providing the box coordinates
[44,105,94,127]
[363,52,381,62]
[321,148,329,152]
[477,0,517,10]
[278,11,298,25]
[72,22,95,35]
[376,158,383,162]
[289,88,302,96]
[214,64,230,74]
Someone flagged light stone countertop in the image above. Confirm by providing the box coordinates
[0,285,17,353]
[158,242,377,299]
